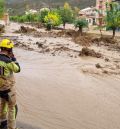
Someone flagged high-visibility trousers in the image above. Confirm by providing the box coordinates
[0,87,16,129]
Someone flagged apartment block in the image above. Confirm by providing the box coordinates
[96,0,112,25]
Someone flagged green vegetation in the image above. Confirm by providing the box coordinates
[44,12,61,30]
[10,1,120,37]
[39,8,50,23]
[10,2,87,32]
[106,2,120,38]
[73,7,80,18]
[0,0,5,18]
[10,2,77,29]
[10,14,39,23]
[58,2,75,29]
[10,8,49,23]
[95,9,105,38]
[74,19,88,35]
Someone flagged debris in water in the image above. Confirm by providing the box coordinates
[96,63,102,69]
[79,47,102,58]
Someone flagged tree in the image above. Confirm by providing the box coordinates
[73,7,80,18]
[0,0,5,18]
[39,8,50,23]
[44,12,61,30]
[95,9,105,38]
[74,19,88,35]
[58,2,74,29]
[106,2,120,38]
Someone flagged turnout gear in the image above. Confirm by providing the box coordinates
[0,54,20,89]
[0,89,10,101]
[0,89,18,129]
[0,39,20,129]
[0,120,7,129]
[0,88,17,129]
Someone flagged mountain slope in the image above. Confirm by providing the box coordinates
[6,0,96,15]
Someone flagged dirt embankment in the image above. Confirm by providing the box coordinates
[16,26,93,46]
[92,37,120,51]
[16,25,120,47]
[79,47,102,58]
[14,25,120,53]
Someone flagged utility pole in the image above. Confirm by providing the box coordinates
[49,0,52,10]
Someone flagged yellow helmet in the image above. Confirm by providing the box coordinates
[0,39,14,49]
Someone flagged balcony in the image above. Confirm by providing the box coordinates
[98,5,103,8]
[99,0,103,2]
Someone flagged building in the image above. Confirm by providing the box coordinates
[79,7,96,26]
[96,0,112,25]
[25,9,38,15]
[3,13,10,26]
[96,0,112,12]
[79,0,119,28]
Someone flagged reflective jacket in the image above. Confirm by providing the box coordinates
[0,54,20,91]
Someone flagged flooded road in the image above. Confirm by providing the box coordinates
[15,48,120,129]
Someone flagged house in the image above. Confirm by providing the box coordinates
[40,8,50,12]
[25,9,38,15]
[79,7,97,26]
[96,0,112,25]
[79,0,118,27]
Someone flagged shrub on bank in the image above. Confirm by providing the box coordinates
[10,14,40,23]
[44,12,62,30]
[74,19,88,35]
[39,8,50,23]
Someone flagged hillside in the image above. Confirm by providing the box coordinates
[6,0,96,15]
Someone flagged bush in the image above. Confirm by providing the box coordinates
[10,16,19,22]
[39,8,50,23]
[44,12,61,30]
[45,22,52,31]
[74,19,88,35]
[10,15,28,23]
[10,14,40,23]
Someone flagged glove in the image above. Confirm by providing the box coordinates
[8,52,16,61]
[11,57,17,62]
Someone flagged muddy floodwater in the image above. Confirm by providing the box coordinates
[14,48,120,129]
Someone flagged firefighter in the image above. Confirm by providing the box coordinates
[0,39,20,129]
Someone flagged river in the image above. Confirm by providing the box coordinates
[14,48,120,129]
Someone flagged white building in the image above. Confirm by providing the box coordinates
[40,8,50,12]
[25,9,38,15]
[79,7,97,26]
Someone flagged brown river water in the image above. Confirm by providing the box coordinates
[14,48,120,129]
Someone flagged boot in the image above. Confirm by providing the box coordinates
[0,120,7,129]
